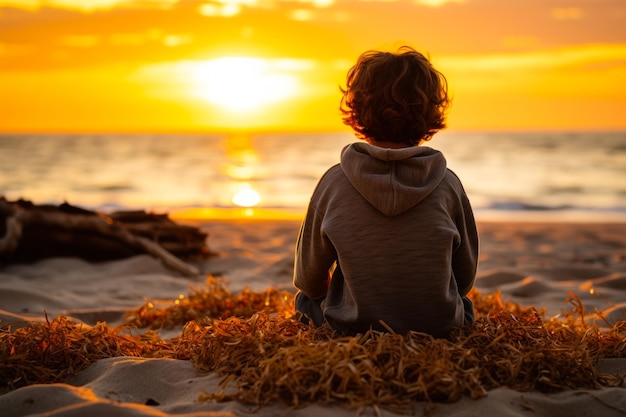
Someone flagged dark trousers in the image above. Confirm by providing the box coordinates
[295,291,475,328]
[294,291,326,327]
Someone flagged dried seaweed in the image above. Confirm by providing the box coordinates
[0,314,171,392]
[1,279,625,413]
[181,303,625,411]
[124,276,294,329]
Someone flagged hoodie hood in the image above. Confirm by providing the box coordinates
[340,142,447,216]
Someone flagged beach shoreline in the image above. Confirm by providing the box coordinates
[170,206,626,224]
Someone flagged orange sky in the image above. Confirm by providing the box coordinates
[1,0,625,133]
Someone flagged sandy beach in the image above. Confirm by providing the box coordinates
[1,218,625,416]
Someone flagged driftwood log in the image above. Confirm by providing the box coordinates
[0,198,211,277]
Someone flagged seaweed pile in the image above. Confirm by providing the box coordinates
[1,277,625,412]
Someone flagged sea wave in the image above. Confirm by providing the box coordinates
[2,131,626,222]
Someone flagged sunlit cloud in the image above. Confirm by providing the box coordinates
[58,35,101,48]
[240,27,254,38]
[501,36,537,49]
[109,33,146,46]
[262,0,334,5]
[415,0,464,5]
[43,0,128,10]
[438,44,626,72]
[552,7,583,20]
[198,0,259,17]
[0,0,38,10]
[290,9,314,21]
[352,0,462,4]
[331,11,349,22]
[198,2,239,17]
[145,28,166,41]
[163,34,193,47]
[0,0,334,10]
[109,29,188,47]
[218,0,258,5]
[0,42,32,57]
[310,0,334,7]
[0,0,178,11]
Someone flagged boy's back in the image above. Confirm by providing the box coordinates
[294,142,478,336]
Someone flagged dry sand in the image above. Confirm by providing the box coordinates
[1,219,626,416]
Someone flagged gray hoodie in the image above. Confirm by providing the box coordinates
[293,142,478,336]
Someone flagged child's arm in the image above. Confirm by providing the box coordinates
[452,199,479,296]
[293,205,337,299]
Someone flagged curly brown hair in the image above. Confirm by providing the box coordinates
[340,46,450,146]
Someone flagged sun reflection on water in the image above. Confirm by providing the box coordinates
[232,183,261,207]
[221,134,263,209]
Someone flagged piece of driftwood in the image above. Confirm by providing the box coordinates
[0,198,210,277]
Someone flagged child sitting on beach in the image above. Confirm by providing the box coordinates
[293,46,479,337]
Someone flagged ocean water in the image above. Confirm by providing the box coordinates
[1,131,625,221]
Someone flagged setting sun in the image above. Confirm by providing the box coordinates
[186,58,301,112]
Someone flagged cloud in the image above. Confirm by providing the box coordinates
[0,0,178,11]
[438,44,626,73]
[551,7,583,20]
[163,34,193,47]
[0,41,32,57]
[0,0,39,10]
[198,2,242,17]
[415,0,464,5]
[109,33,146,46]
[58,34,100,47]
[290,9,314,21]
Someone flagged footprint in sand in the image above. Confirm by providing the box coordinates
[475,269,527,288]
[535,266,612,282]
[502,276,555,298]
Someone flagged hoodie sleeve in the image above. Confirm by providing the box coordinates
[293,202,337,300]
[452,197,479,296]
